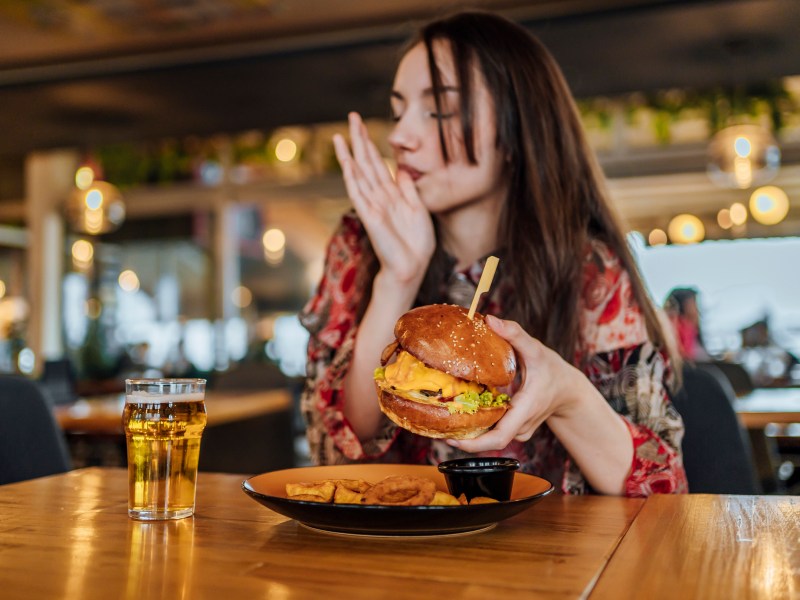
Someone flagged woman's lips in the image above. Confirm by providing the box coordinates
[397,165,423,181]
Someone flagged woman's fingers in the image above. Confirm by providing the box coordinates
[447,403,544,453]
[340,115,405,207]
[333,135,367,204]
[364,131,395,186]
[448,428,511,453]
[486,315,542,365]
[348,113,382,191]
[396,170,423,207]
[335,132,387,212]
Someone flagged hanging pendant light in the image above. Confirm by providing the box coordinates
[749,186,790,225]
[66,180,126,235]
[707,124,781,189]
[667,214,705,245]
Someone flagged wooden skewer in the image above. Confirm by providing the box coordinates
[467,256,499,320]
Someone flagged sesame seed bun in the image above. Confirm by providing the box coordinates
[394,304,516,388]
[376,304,516,439]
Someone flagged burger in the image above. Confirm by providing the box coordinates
[373,304,516,439]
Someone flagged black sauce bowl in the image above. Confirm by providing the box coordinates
[437,457,520,502]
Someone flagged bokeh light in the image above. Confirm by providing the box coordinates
[668,214,705,245]
[118,269,140,293]
[71,240,94,267]
[231,286,253,308]
[262,228,286,253]
[648,228,668,246]
[749,186,790,225]
[717,208,733,229]
[75,166,95,190]
[730,202,748,226]
[275,139,298,162]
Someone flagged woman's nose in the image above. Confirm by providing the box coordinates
[388,115,420,153]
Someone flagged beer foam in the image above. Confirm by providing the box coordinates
[126,392,204,403]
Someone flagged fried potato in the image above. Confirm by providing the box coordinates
[288,494,329,503]
[284,475,494,507]
[469,496,500,504]
[363,476,436,506]
[430,490,461,506]
[333,486,365,504]
[285,480,336,502]
[331,479,372,494]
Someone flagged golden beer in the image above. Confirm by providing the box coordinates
[124,379,207,520]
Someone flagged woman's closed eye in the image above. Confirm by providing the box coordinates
[425,111,455,120]
[390,110,454,122]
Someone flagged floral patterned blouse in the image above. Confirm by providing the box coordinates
[299,213,688,496]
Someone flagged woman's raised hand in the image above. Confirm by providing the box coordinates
[333,112,435,286]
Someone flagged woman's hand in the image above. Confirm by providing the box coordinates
[333,112,435,286]
[449,315,576,453]
[450,315,633,495]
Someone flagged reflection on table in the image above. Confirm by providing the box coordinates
[0,468,643,598]
[591,494,799,599]
[2,469,798,599]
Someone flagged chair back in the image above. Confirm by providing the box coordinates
[696,360,754,396]
[38,358,79,405]
[0,375,72,485]
[672,365,761,494]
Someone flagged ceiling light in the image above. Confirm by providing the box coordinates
[729,202,748,226]
[66,180,126,235]
[707,124,780,189]
[231,286,253,308]
[717,208,733,229]
[667,214,705,245]
[118,270,140,293]
[75,166,95,190]
[648,228,668,246]
[71,239,94,265]
[749,186,790,225]
[262,228,285,253]
[275,139,298,162]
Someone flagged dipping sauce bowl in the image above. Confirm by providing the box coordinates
[437,457,520,502]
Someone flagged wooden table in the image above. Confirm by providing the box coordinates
[53,390,296,474]
[54,389,292,434]
[591,494,799,599]
[734,388,800,428]
[0,468,643,599]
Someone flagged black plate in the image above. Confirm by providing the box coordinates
[242,464,553,537]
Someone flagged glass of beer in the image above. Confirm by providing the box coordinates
[123,378,207,520]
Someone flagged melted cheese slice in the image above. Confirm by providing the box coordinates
[382,350,483,398]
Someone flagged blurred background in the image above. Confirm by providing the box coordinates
[1,0,800,485]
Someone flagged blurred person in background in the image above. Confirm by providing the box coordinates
[300,11,686,496]
[664,287,709,362]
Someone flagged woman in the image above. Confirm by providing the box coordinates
[664,287,709,361]
[300,11,687,496]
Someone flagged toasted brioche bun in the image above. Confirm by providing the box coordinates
[394,304,516,387]
[378,389,508,440]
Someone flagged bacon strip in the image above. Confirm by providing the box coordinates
[380,340,399,366]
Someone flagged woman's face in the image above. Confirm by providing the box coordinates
[388,41,507,215]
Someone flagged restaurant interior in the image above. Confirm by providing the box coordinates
[0,0,800,478]
[2,2,800,598]
[2,1,800,487]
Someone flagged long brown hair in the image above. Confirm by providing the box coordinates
[407,11,673,365]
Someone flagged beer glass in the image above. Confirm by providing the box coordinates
[124,379,207,520]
